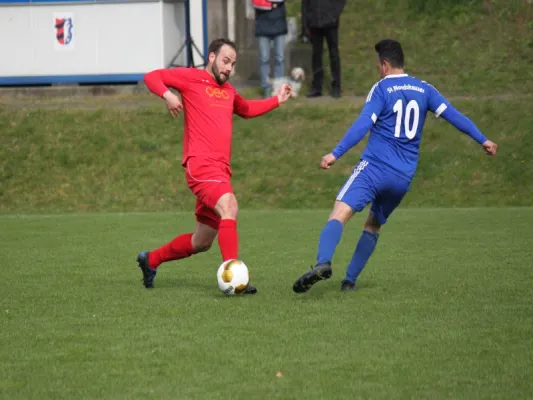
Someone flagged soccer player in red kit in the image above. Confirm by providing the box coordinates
[137,38,292,293]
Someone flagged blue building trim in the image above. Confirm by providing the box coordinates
[184,0,190,67]
[0,74,144,86]
[202,0,208,64]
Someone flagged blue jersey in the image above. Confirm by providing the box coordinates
[331,73,487,182]
[359,74,449,180]
[329,73,487,224]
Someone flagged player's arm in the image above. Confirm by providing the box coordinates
[428,84,498,156]
[144,68,188,97]
[439,105,497,155]
[322,84,385,169]
[144,68,188,117]
[233,93,278,119]
[233,84,291,118]
[331,116,374,159]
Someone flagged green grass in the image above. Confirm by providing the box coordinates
[285,0,533,96]
[1,97,532,213]
[0,3,531,398]
[1,208,533,399]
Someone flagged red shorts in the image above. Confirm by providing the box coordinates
[185,157,233,230]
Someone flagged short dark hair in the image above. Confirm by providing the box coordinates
[375,39,404,68]
[208,38,237,56]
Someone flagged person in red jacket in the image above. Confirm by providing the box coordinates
[138,38,292,293]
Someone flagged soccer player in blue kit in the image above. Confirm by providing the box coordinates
[292,39,498,293]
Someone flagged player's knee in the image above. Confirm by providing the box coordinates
[195,241,213,253]
[364,223,381,234]
[192,236,214,253]
[219,203,238,220]
[364,213,381,233]
[215,193,239,220]
[329,201,354,224]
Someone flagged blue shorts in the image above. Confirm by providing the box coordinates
[336,159,411,224]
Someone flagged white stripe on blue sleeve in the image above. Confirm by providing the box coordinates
[435,103,447,117]
[366,83,379,103]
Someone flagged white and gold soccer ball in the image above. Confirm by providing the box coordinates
[217,259,250,295]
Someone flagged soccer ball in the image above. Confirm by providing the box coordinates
[217,259,250,295]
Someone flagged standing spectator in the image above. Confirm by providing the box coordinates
[302,0,346,98]
[253,0,288,98]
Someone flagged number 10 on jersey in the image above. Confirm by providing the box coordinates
[393,99,420,140]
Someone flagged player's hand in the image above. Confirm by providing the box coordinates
[277,84,292,104]
[482,140,498,156]
[321,153,337,169]
[163,91,183,118]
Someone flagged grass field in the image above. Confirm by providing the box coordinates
[1,2,532,397]
[1,97,532,213]
[1,208,532,399]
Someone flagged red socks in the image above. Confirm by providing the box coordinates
[218,219,238,261]
[148,219,238,268]
[148,233,195,269]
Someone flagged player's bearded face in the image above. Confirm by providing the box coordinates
[212,61,228,84]
[211,45,236,85]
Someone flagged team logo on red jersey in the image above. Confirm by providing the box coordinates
[206,87,229,100]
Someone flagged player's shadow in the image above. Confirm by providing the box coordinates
[292,280,377,300]
[352,281,377,291]
[124,269,378,297]
[155,277,215,293]
[158,276,257,299]
[119,270,214,293]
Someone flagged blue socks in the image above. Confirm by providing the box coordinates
[316,219,344,264]
[316,221,379,284]
[344,230,379,283]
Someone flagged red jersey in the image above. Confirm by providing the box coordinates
[144,68,279,166]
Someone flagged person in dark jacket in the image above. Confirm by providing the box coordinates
[302,0,345,98]
[254,0,288,98]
